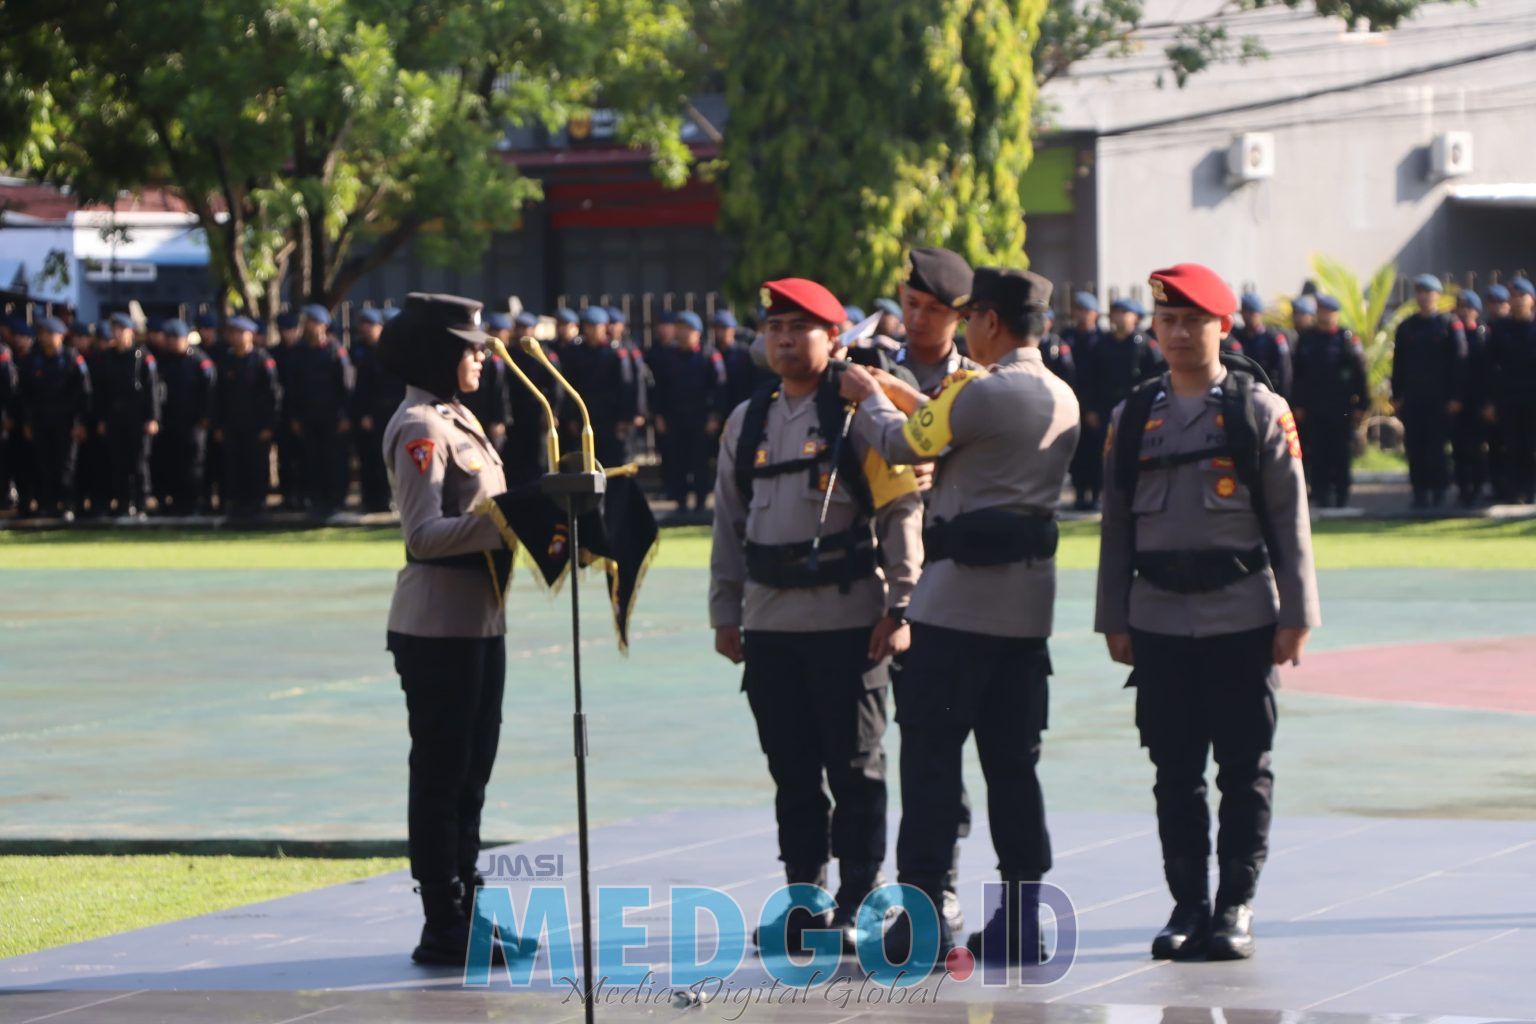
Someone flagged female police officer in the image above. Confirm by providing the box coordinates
[377,292,515,965]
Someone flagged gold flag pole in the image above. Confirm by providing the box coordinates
[486,336,561,474]
[516,335,596,473]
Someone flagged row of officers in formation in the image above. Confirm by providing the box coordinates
[371,253,1323,975]
[2,268,1533,521]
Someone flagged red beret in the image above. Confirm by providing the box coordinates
[762,278,845,327]
[1148,263,1238,317]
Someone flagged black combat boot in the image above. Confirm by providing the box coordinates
[460,868,487,919]
[1151,858,1211,960]
[966,875,1046,967]
[412,880,473,965]
[831,861,888,953]
[881,877,954,970]
[753,863,833,954]
[1207,861,1258,960]
[413,879,510,966]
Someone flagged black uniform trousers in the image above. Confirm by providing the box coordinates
[222,433,272,517]
[1298,415,1353,508]
[1129,626,1277,874]
[741,628,888,869]
[152,427,206,514]
[78,434,110,515]
[1451,408,1488,504]
[1400,402,1451,500]
[1497,398,1536,503]
[298,419,346,513]
[1073,420,1106,503]
[275,424,302,508]
[9,433,34,512]
[662,416,714,508]
[355,426,390,512]
[388,631,506,886]
[103,421,151,512]
[30,422,77,514]
[895,623,1052,883]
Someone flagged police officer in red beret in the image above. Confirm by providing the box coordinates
[710,277,925,954]
[1095,263,1321,962]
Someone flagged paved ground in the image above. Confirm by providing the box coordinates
[2,809,1533,1021]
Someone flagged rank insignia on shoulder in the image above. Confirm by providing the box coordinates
[1214,475,1238,498]
[1280,411,1302,458]
[405,438,435,475]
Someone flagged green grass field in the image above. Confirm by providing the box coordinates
[3,516,1534,571]
[0,855,406,959]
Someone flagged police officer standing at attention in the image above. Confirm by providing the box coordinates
[214,316,283,519]
[1080,298,1163,509]
[1061,292,1105,509]
[840,266,1079,966]
[1392,275,1467,509]
[349,307,402,513]
[20,318,93,518]
[460,311,512,461]
[1451,290,1491,508]
[377,292,520,966]
[1230,294,1293,400]
[501,311,561,485]
[895,247,979,396]
[1096,263,1321,962]
[1487,277,1536,504]
[151,319,216,515]
[93,313,160,517]
[710,277,923,954]
[287,304,354,517]
[1291,295,1368,509]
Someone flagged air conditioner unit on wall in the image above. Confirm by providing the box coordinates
[1226,133,1275,185]
[1430,132,1474,180]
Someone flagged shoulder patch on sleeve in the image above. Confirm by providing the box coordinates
[901,369,982,457]
[1279,410,1302,459]
[404,437,436,475]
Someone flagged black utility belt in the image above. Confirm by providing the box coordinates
[744,527,877,591]
[406,548,491,570]
[924,508,1058,567]
[1134,546,1268,594]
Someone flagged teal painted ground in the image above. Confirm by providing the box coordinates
[3,567,1535,839]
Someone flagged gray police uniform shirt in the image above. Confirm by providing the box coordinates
[899,343,980,397]
[855,347,1080,639]
[385,385,509,638]
[709,389,924,633]
[1094,370,1323,638]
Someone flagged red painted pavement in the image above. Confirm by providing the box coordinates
[1285,635,1536,714]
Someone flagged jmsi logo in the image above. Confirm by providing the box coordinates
[483,853,565,880]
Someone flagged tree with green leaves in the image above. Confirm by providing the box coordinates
[0,0,695,320]
[716,0,1043,305]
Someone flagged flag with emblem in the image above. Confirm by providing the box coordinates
[475,472,659,653]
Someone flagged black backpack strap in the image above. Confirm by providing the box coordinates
[816,368,872,517]
[1113,375,1164,504]
[1219,371,1283,571]
[734,383,778,505]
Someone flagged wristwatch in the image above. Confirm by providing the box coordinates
[885,607,908,627]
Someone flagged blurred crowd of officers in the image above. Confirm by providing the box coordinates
[1,268,1531,520]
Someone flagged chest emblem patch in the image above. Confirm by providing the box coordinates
[1214,475,1238,498]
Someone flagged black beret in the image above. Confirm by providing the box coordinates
[904,247,973,309]
[964,267,1053,319]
